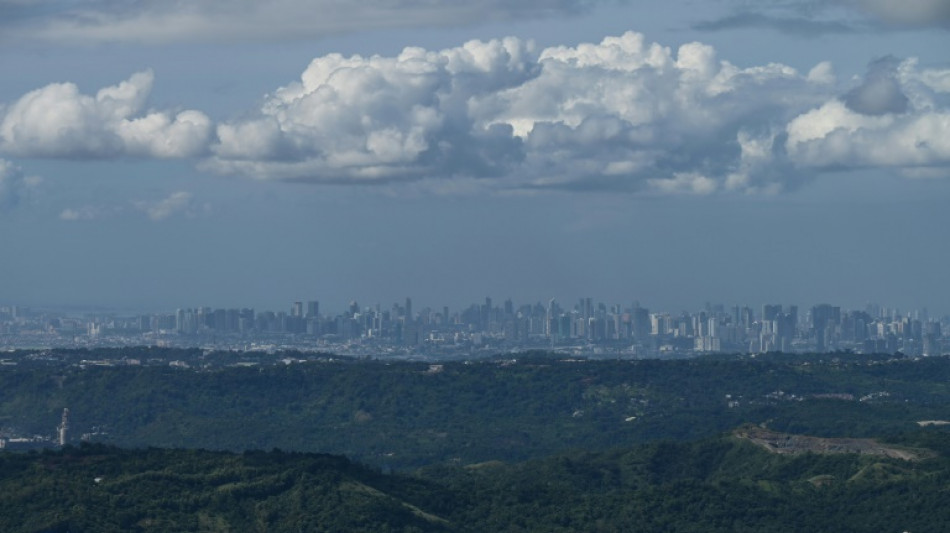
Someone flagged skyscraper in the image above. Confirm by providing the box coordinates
[763,304,782,322]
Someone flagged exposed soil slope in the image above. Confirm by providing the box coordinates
[734,427,930,460]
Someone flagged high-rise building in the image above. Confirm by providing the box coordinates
[225,309,240,332]
[213,309,227,331]
[239,308,255,333]
[740,307,754,329]
[175,308,197,335]
[632,306,650,340]
[58,408,69,447]
[811,304,841,352]
[763,304,782,322]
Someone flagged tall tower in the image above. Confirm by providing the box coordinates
[58,408,69,446]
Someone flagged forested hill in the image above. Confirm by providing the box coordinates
[2,351,950,468]
[3,431,950,533]
[0,444,450,533]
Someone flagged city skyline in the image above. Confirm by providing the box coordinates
[1,1,948,316]
[5,295,943,319]
[1,292,947,321]
[2,295,945,359]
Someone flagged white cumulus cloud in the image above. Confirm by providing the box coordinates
[786,58,950,172]
[0,71,212,159]
[477,32,827,192]
[208,31,839,194]
[207,37,537,183]
[4,31,950,196]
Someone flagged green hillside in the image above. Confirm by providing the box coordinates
[2,430,949,532]
[2,351,950,468]
[0,444,451,533]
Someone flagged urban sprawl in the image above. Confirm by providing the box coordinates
[0,299,945,358]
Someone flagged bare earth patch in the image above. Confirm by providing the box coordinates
[734,427,932,461]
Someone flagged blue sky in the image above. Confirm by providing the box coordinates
[1,0,949,315]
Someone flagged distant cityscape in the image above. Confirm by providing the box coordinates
[0,299,946,358]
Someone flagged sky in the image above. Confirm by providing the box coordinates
[1,0,948,316]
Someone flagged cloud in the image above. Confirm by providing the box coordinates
[694,12,856,36]
[0,158,40,211]
[4,30,950,196]
[786,57,950,170]
[136,191,196,221]
[696,0,950,34]
[59,206,106,221]
[843,57,908,115]
[480,35,834,193]
[845,0,950,29]
[206,38,537,184]
[2,0,601,44]
[786,101,950,169]
[60,192,205,221]
[0,159,24,210]
[0,71,212,159]
[207,32,837,194]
